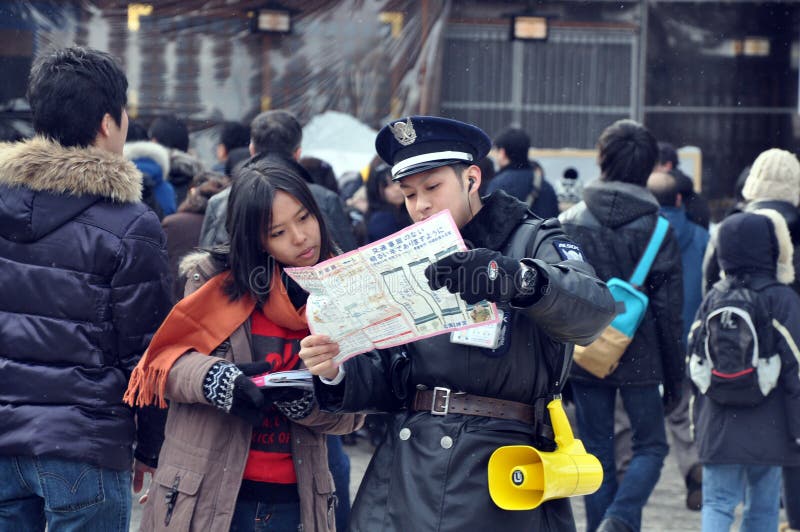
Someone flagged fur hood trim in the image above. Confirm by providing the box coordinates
[0,136,142,203]
[753,208,796,285]
[462,190,530,249]
[123,141,171,176]
[178,250,221,280]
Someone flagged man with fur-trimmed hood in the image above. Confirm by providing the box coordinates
[124,136,177,219]
[691,209,800,531]
[702,147,800,532]
[0,47,171,531]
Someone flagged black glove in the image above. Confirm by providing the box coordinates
[262,386,307,404]
[235,361,274,377]
[270,388,315,420]
[424,248,535,305]
[203,361,266,426]
[237,361,314,420]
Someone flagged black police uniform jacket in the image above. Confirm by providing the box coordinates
[315,192,616,532]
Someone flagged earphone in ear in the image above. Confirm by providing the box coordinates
[468,178,475,191]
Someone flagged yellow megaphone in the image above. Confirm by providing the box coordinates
[488,398,603,510]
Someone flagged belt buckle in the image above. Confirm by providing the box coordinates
[431,387,451,416]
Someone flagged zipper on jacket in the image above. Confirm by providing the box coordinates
[164,475,180,526]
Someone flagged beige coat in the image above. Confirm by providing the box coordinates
[139,254,364,531]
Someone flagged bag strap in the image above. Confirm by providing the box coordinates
[528,168,543,206]
[549,344,573,396]
[629,216,669,288]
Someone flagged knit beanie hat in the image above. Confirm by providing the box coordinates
[742,148,800,206]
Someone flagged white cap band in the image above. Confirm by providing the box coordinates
[391,151,473,178]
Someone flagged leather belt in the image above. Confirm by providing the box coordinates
[412,387,536,425]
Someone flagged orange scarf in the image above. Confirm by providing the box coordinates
[124,269,307,408]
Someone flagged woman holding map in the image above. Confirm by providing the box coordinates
[124,156,363,532]
[299,116,617,531]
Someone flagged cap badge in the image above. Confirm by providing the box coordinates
[389,117,417,146]
[487,260,499,281]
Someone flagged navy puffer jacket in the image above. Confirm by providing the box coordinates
[0,137,172,471]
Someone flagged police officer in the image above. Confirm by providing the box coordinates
[299,116,616,531]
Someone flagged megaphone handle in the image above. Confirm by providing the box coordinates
[547,399,575,448]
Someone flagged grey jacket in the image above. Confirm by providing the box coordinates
[199,184,357,252]
[139,255,364,531]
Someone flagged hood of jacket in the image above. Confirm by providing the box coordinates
[124,141,171,186]
[0,136,142,242]
[168,149,203,187]
[745,199,800,241]
[178,250,223,280]
[718,208,795,285]
[582,179,660,229]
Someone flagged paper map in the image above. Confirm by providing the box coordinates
[285,210,499,363]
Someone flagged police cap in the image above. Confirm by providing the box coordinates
[375,115,491,181]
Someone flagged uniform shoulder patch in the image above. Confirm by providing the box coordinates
[553,240,585,262]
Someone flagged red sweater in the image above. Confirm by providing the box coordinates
[240,309,307,501]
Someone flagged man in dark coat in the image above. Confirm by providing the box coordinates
[655,142,710,230]
[300,116,616,531]
[559,120,685,532]
[648,171,708,509]
[0,47,171,531]
[487,127,559,218]
[212,120,250,173]
[149,114,204,206]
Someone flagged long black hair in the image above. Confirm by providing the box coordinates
[366,163,412,220]
[222,154,335,304]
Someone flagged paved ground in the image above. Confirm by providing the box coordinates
[131,430,785,531]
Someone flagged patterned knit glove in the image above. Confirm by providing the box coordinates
[203,361,265,426]
[273,389,315,421]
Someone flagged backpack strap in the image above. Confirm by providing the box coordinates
[629,216,670,288]
[746,276,782,292]
[528,168,544,207]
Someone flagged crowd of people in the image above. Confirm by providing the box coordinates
[1,45,799,532]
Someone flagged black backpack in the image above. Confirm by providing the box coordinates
[689,277,782,407]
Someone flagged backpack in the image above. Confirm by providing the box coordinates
[688,277,782,407]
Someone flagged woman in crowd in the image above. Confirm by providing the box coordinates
[365,162,411,242]
[125,157,363,532]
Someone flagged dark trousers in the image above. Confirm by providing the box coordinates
[572,382,669,532]
[327,435,351,532]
